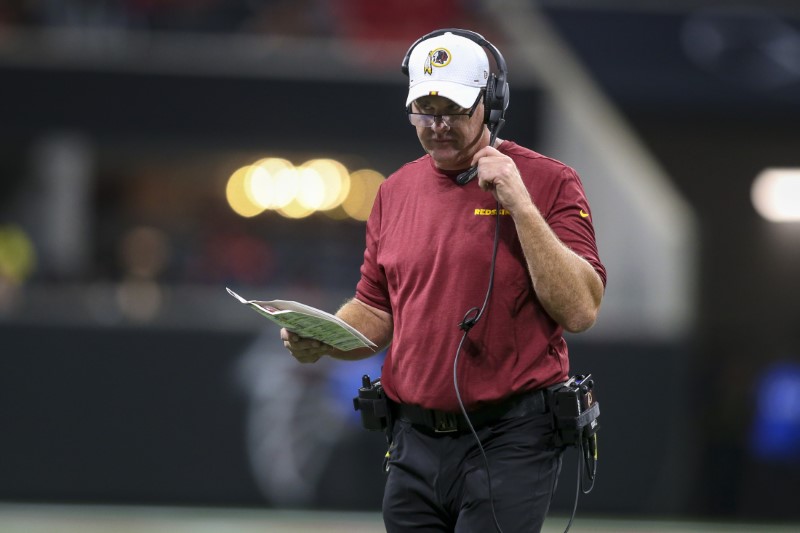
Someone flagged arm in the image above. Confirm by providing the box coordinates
[281,297,393,363]
[472,144,604,333]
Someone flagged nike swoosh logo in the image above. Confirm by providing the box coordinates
[579,209,590,218]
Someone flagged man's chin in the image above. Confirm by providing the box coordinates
[428,149,467,171]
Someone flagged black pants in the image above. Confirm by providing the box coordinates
[382,409,563,533]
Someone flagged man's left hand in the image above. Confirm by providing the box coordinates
[471,145,532,213]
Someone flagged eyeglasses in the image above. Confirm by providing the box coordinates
[407,95,482,128]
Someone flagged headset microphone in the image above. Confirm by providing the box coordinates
[455,118,505,186]
[455,167,478,186]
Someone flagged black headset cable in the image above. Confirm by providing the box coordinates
[453,201,503,533]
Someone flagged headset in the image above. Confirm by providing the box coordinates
[401,28,510,185]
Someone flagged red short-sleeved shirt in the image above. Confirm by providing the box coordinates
[356,141,606,411]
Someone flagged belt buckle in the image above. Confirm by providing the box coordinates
[433,411,459,433]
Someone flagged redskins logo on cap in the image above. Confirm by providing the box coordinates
[423,47,451,75]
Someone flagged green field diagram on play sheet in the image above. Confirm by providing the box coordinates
[226,288,377,351]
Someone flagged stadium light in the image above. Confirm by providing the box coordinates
[752,168,800,223]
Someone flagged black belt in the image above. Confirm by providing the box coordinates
[392,389,548,433]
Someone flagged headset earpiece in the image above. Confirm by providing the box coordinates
[484,74,495,125]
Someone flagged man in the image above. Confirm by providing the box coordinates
[282,29,606,532]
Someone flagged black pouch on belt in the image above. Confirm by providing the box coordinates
[353,374,391,432]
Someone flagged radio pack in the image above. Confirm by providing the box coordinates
[548,374,600,448]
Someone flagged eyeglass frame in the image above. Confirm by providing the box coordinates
[406,92,484,128]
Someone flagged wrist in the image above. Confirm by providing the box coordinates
[509,197,539,221]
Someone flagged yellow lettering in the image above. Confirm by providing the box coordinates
[473,208,511,216]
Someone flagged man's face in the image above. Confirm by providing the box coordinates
[411,95,488,171]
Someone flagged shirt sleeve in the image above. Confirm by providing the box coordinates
[355,185,393,313]
[546,167,607,287]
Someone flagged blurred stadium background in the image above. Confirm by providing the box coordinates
[1,0,799,531]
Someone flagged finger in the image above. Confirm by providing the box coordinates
[470,146,490,166]
[280,328,301,342]
[477,167,495,191]
[471,145,501,165]
[292,338,321,349]
[294,349,323,364]
[470,150,486,167]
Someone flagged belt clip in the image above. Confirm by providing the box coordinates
[433,411,459,433]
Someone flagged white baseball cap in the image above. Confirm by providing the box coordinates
[405,32,490,109]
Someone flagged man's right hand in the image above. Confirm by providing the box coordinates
[280,298,392,363]
[280,328,331,364]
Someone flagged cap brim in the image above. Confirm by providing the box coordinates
[405,81,481,109]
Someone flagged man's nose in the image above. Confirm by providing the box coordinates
[431,116,450,131]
